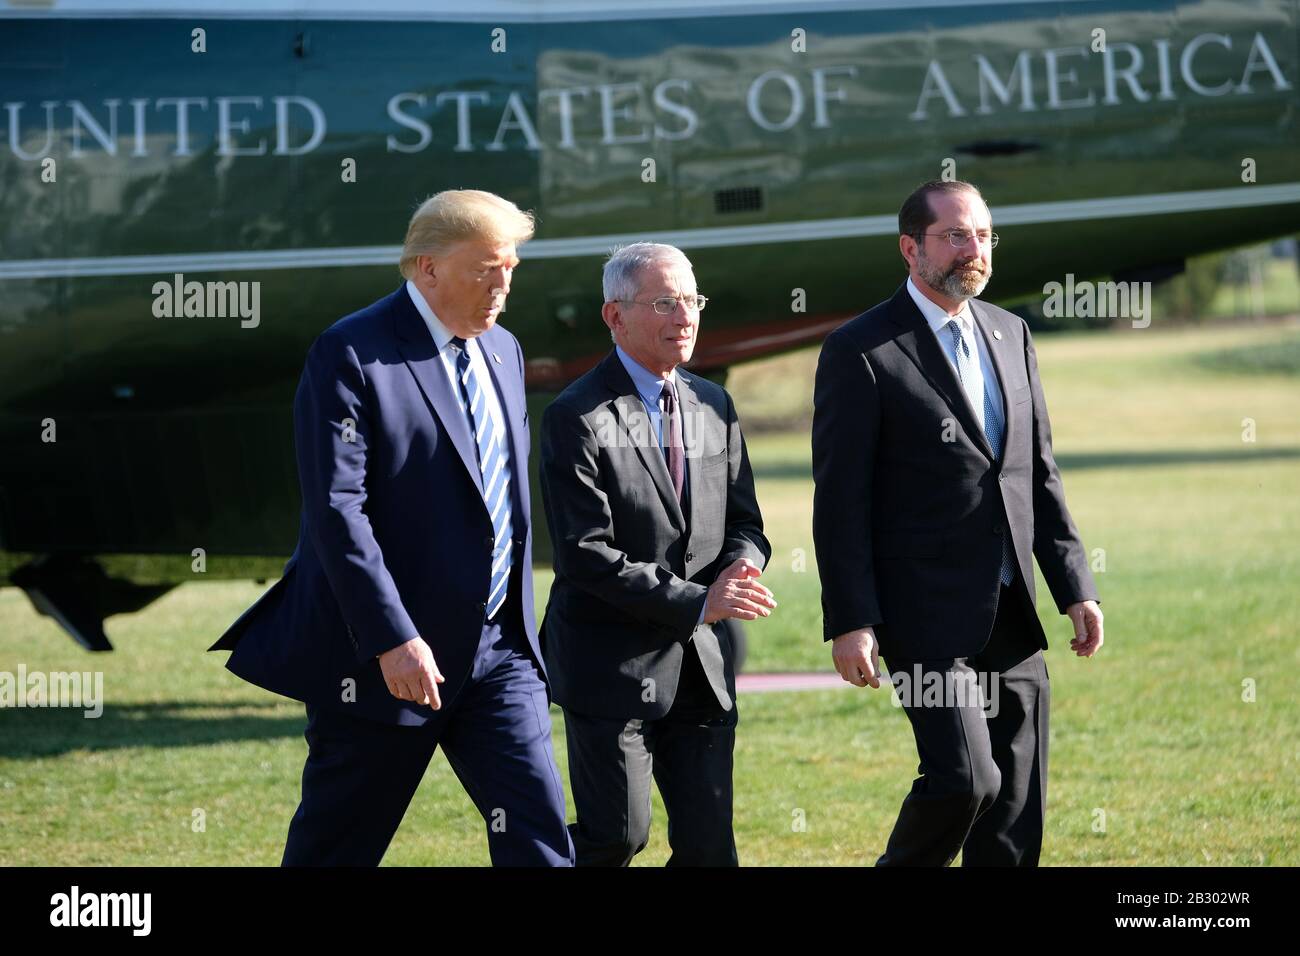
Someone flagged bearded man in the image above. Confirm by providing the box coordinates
[811,179,1104,866]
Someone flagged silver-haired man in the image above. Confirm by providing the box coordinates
[538,242,774,866]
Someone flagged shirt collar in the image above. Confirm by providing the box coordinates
[615,345,677,409]
[405,279,457,353]
[906,275,974,338]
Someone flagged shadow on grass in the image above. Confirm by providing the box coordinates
[0,700,305,758]
[751,445,1300,479]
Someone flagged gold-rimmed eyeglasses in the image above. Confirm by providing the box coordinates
[920,230,999,249]
[620,294,709,314]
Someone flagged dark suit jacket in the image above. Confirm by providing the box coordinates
[812,283,1099,662]
[539,350,770,720]
[210,284,543,726]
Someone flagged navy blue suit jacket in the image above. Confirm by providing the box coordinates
[210,284,543,726]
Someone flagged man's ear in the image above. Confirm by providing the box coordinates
[418,254,438,286]
[601,301,621,339]
[898,234,917,272]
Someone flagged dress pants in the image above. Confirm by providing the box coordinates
[281,592,574,867]
[562,641,738,867]
[877,578,1051,866]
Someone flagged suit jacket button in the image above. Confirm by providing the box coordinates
[480,601,487,611]
[484,535,494,548]
[686,551,695,562]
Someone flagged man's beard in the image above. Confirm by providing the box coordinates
[917,252,991,300]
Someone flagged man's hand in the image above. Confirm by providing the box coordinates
[1065,600,1104,657]
[832,627,881,688]
[703,558,776,624]
[378,638,445,708]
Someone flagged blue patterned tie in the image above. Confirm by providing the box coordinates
[946,319,1015,586]
[451,337,513,619]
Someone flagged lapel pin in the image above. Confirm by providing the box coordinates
[492,352,502,364]
[993,329,1003,340]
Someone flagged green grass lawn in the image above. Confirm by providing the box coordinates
[2,320,1297,865]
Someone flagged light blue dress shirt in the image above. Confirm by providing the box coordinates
[614,345,705,627]
[616,345,679,449]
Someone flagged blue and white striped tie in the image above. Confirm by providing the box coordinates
[947,319,1015,586]
[452,337,513,619]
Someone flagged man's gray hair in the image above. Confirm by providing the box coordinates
[602,242,692,304]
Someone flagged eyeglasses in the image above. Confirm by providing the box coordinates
[620,294,708,314]
[921,230,999,249]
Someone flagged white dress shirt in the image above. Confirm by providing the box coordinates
[405,280,510,464]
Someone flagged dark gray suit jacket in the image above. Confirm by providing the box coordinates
[539,350,770,720]
[812,283,1099,662]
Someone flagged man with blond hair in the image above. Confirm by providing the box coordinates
[213,189,574,866]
